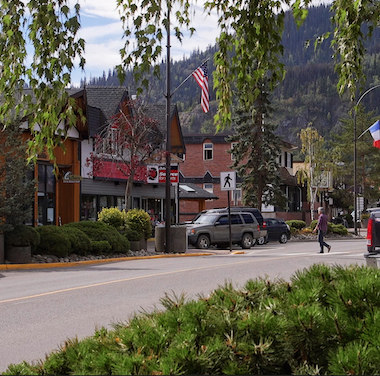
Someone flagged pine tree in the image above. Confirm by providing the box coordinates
[0,120,35,230]
[229,86,285,209]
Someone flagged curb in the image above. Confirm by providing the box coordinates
[0,252,214,271]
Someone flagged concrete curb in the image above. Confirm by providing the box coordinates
[0,252,214,271]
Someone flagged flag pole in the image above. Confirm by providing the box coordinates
[170,57,210,97]
[357,125,371,140]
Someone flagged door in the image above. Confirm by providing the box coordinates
[38,164,56,225]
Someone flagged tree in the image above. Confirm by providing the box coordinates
[0,120,35,230]
[332,107,380,207]
[229,84,285,209]
[0,0,85,161]
[1,0,378,156]
[86,100,163,210]
[297,127,331,221]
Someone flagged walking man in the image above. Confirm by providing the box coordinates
[313,207,331,253]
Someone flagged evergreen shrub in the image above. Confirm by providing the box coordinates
[123,226,143,242]
[90,240,112,254]
[36,226,70,257]
[61,226,92,255]
[6,265,380,375]
[285,220,306,230]
[330,223,348,235]
[4,225,40,249]
[310,220,334,233]
[125,209,152,239]
[65,221,129,253]
[97,207,126,229]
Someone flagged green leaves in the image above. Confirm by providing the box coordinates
[0,0,85,161]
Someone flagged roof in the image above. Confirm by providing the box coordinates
[71,86,129,137]
[179,183,219,200]
[279,167,298,186]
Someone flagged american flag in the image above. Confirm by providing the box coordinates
[192,62,209,113]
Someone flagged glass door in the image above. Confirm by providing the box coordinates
[38,164,56,225]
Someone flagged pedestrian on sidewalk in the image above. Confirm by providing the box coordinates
[313,207,331,254]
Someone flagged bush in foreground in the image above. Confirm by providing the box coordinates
[60,226,92,255]
[4,265,380,375]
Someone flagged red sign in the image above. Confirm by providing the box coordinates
[93,159,147,181]
[159,165,179,183]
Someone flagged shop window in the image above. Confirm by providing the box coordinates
[81,195,97,221]
[37,164,55,225]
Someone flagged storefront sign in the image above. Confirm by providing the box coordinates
[63,171,82,183]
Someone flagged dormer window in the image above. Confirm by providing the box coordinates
[203,142,213,160]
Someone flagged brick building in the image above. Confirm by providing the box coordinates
[179,134,305,222]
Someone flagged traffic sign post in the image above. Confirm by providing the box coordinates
[220,172,236,252]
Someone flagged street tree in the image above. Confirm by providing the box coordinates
[229,84,285,210]
[332,107,380,207]
[0,0,378,157]
[297,127,331,221]
[0,0,85,162]
[0,120,35,230]
[86,100,163,210]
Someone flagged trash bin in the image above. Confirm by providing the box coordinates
[155,225,187,253]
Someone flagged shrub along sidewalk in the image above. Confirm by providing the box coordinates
[4,264,380,375]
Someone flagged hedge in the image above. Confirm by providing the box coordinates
[5,265,380,375]
[285,220,306,230]
[60,226,92,256]
[35,226,71,258]
[65,221,130,253]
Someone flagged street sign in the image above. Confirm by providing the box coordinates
[220,171,236,191]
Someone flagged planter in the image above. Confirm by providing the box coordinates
[0,233,4,264]
[140,238,147,250]
[361,219,369,228]
[5,245,32,264]
[155,225,187,253]
[130,240,141,252]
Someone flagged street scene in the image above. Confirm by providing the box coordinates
[0,238,368,372]
[1,0,380,374]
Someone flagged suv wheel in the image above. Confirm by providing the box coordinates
[241,233,254,249]
[257,236,265,245]
[197,234,211,249]
[279,233,288,244]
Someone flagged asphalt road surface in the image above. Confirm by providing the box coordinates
[0,238,369,371]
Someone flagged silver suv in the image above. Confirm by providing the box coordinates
[187,211,260,249]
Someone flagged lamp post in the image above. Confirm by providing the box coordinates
[353,84,380,235]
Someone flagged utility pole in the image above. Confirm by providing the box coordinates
[165,1,172,252]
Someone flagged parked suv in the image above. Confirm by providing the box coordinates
[229,207,268,244]
[366,209,380,254]
[187,211,260,249]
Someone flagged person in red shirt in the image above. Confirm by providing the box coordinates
[313,207,331,253]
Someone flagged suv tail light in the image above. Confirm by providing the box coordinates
[257,224,260,231]
[262,221,267,229]
[367,218,374,246]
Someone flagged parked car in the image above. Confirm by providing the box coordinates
[265,218,291,243]
[366,209,380,254]
[228,207,268,245]
[186,211,260,249]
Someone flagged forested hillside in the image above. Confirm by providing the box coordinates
[83,5,380,146]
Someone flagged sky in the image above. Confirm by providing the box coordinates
[73,0,332,86]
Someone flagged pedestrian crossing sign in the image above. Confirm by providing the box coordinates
[220,171,236,191]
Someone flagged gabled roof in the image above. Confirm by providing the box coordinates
[71,86,129,137]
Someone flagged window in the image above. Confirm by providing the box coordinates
[203,143,213,160]
[203,183,213,193]
[241,213,254,224]
[96,128,122,156]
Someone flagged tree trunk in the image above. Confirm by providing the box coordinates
[125,171,135,210]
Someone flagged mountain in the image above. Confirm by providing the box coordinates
[83,5,380,146]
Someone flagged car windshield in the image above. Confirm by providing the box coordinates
[193,214,219,224]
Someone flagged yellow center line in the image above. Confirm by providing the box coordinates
[0,250,364,305]
[0,254,298,304]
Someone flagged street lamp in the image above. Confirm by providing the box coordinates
[353,84,380,235]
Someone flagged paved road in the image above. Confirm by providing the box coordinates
[0,238,368,371]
